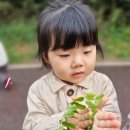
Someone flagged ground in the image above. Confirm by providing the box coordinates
[0,64,130,130]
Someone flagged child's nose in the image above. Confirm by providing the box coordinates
[71,56,84,68]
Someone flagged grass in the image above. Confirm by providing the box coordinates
[0,19,130,64]
[0,19,37,64]
[99,25,130,61]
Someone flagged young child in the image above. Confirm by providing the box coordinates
[23,0,121,130]
[0,41,12,89]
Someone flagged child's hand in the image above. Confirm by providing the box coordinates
[92,110,121,130]
[66,95,108,130]
[66,108,93,130]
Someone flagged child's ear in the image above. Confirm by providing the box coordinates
[43,53,50,64]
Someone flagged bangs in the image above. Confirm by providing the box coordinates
[49,5,98,51]
[37,0,103,67]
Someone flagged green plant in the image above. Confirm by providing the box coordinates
[59,93,104,130]
[0,19,37,63]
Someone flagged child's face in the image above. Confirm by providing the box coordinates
[46,44,96,84]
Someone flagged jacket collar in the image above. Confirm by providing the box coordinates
[77,72,93,88]
[49,70,94,93]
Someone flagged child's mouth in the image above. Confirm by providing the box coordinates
[72,72,84,78]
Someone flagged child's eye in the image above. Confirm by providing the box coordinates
[59,54,70,57]
[84,51,91,54]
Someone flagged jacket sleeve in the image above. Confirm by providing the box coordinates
[22,84,65,130]
[102,77,122,121]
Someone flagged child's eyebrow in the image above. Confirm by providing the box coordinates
[84,45,94,49]
[54,48,68,52]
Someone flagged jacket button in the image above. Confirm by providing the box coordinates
[67,89,74,96]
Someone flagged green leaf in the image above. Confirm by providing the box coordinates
[86,100,96,109]
[64,104,77,118]
[62,121,76,129]
[85,93,95,100]
[95,94,104,106]
[67,104,77,112]
[58,126,66,130]
[71,102,86,110]
[64,111,75,118]
[92,108,98,115]
[87,115,94,120]
[88,125,92,130]
[73,97,84,102]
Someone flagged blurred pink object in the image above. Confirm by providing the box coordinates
[4,77,13,89]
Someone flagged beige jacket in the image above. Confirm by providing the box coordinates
[22,71,121,130]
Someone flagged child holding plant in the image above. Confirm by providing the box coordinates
[23,0,121,130]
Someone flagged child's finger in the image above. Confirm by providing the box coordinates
[76,108,90,114]
[74,111,92,121]
[78,120,93,129]
[98,96,109,110]
[96,111,117,120]
[93,125,119,130]
[97,119,121,128]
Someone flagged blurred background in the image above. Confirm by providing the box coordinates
[0,0,130,64]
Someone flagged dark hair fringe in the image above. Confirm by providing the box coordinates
[37,0,103,67]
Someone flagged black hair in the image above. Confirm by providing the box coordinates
[37,0,103,67]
